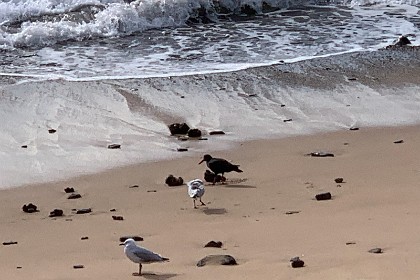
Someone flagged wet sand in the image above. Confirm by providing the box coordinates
[1,48,420,279]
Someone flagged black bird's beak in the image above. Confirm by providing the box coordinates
[119,243,124,246]
[198,159,204,165]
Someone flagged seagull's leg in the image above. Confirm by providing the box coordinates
[221,173,226,184]
[193,199,197,209]
[139,263,142,276]
[199,197,206,206]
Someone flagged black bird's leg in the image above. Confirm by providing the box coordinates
[221,173,226,184]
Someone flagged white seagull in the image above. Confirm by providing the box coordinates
[120,238,169,276]
[187,179,206,209]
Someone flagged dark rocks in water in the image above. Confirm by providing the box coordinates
[209,130,225,135]
[394,35,411,46]
[349,127,359,131]
[22,203,38,213]
[107,144,121,149]
[368,248,383,254]
[21,145,27,148]
[129,185,139,188]
[177,148,188,152]
[204,241,223,248]
[168,123,190,135]
[290,257,305,268]
[81,236,89,240]
[75,208,91,214]
[283,118,293,122]
[187,6,215,24]
[334,178,344,183]
[48,129,57,134]
[394,140,404,144]
[188,128,202,138]
[315,192,332,201]
[3,241,18,246]
[64,187,75,193]
[119,236,144,242]
[112,215,124,221]
[347,77,358,81]
[204,170,226,183]
[68,193,82,199]
[241,4,257,16]
[165,175,184,186]
[110,208,116,212]
[49,209,64,217]
[197,255,237,267]
[307,152,335,157]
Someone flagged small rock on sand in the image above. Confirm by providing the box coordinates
[73,265,84,269]
[368,248,383,254]
[107,144,121,149]
[315,192,332,201]
[49,209,64,217]
[334,178,344,183]
[3,241,18,246]
[187,128,202,138]
[204,241,223,248]
[75,208,91,214]
[165,175,184,186]
[22,203,38,213]
[290,257,305,268]
[67,193,82,199]
[64,187,75,193]
[119,236,144,242]
[168,123,190,135]
[307,152,335,157]
[197,255,237,267]
[112,215,124,221]
[209,130,225,135]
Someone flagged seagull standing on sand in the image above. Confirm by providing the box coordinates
[120,238,169,276]
[199,154,243,184]
[187,179,206,208]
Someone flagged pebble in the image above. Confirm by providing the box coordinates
[290,257,305,268]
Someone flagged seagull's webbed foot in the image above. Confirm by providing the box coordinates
[199,198,206,206]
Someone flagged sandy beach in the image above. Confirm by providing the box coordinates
[1,48,420,279]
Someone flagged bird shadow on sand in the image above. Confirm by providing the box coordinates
[135,272,177,279]
[223,184,256,189]
[202,207,228,215]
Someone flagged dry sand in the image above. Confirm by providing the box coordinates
[1,48,420,279]
[1,125,420,279]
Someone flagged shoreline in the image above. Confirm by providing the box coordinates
[2,123,420,279]
[1,47,420,188]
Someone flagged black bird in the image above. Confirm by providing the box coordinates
[199,154,243,184]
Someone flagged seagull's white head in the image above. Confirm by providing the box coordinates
[120,238,136,247]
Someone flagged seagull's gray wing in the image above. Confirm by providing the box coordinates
[131,246,167,263]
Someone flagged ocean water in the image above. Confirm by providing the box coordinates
[0,0,419,187]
